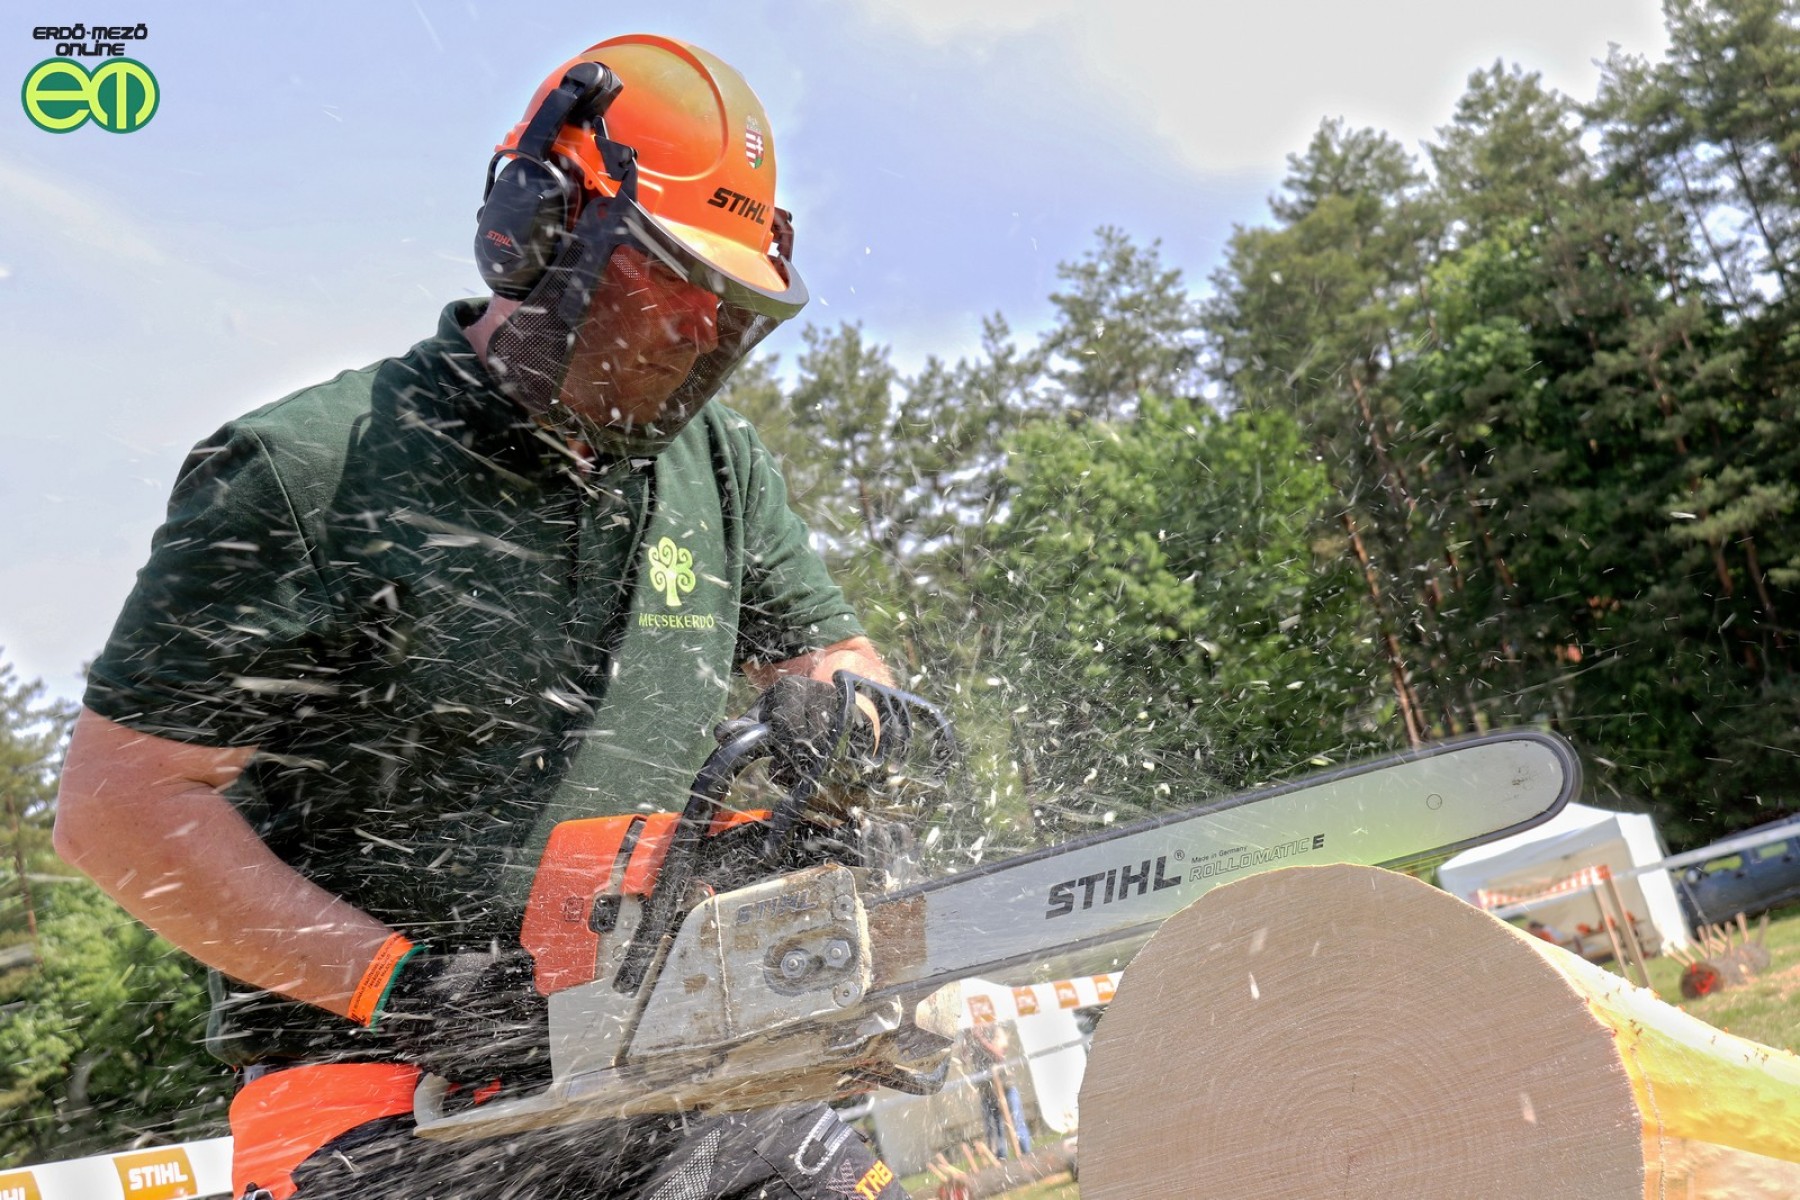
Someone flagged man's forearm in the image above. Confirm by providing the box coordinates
[54,708,397,1020]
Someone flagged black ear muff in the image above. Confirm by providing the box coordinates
[474,62,626,301]
[475,155,574,300]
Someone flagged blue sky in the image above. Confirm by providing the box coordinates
[0,0,1667,703]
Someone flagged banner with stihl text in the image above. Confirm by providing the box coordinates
[0,1137,232,1200]
[961,971,1120,1025]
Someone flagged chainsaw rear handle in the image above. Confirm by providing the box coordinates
[610,672,958,996]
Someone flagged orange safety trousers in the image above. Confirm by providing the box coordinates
[230,1063,421,1200]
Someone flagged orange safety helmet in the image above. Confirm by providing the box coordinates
[480,34,805,319]
[529,35,791,301]
[474,35,806,451]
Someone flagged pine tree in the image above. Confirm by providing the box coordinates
[0,661,72,965]
[1203,120,1445,742]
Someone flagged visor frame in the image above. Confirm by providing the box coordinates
[616,194,809,323]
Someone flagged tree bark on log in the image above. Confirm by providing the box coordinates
[1079,863,1800,1199]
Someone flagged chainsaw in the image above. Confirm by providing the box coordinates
[414,674,1579,1139]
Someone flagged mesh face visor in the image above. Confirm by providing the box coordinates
[611,197,802,448]
[485,186,806,456]
[618,198,806,324]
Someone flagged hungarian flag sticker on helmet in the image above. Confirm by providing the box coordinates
[745,116,764,168]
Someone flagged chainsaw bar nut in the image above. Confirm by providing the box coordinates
[823,939,853,969]
[779,948,813,980]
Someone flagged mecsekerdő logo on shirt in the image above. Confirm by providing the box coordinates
[648,537,696,607]
[641,537,718,630]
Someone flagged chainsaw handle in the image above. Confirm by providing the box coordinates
[759,672,960,857]
[612,675,959,996]
[612,723,771,994]
[834,670,959,771]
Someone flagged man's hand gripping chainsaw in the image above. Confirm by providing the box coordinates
[413,671,963,1140]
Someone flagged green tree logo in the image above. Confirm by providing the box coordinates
[647,537,696,608]
[22,58,158,133]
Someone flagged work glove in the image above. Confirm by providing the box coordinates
[370,947,550,1087]
[759,675,877,803]
[766,676,882,831]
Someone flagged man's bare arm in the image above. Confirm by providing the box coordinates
[53,707,398,1020]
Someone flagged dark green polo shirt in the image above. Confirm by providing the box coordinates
[85,301,862,1063]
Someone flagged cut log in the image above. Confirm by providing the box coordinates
[1079,863,1800,1199]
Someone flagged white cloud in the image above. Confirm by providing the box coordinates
[0,158,177,267]
[853,0,1080,40]
[847,0,1668,171]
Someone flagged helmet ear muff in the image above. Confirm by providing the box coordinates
[474,153,575,300]
[474,62,624,300]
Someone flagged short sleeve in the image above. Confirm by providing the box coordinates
[84,422,338,746]
[727,418,865,665]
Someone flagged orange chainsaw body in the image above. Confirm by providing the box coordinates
[520,809,767,995]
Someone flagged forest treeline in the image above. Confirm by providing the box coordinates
[2,0,1796,1165]
[728,0,1800,851]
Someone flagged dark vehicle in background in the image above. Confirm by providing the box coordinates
[1675,818,1800,928]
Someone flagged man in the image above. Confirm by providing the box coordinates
[966,1022,1032,1161]
[55,34,909,1200]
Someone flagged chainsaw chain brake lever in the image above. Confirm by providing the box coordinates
[611,674,958,998]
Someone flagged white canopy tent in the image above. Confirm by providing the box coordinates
[867,974,1111,1174]
[1437,802,1691,953]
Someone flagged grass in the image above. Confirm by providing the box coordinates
[897,1170,1080,1200]
[1000,1177,1079,1200]
[1623,900,1800,1053]
[896,1134,1080,1200]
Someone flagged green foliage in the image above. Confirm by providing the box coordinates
[1191,3,1800,838]
[0,660,72,961]
[730,226,1394,858]
[730,2,1800,846]
[0,882,228,1165]
[1038,226,1203,421]
[0,660,227,1166]
[979,399,1383,833]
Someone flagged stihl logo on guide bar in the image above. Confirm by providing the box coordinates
[1045,856,1184,919]
[1045,835,1328,919]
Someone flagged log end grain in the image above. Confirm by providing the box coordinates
[1079,863,1647,1199]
